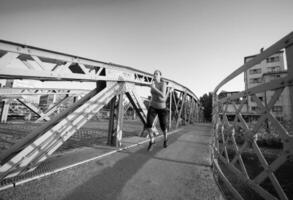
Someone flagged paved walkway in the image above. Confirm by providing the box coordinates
[0,123,224,200]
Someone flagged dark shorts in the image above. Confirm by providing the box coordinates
[146,106,168,132]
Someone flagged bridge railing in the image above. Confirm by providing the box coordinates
[0,40,201,183]
[212,32,293,200]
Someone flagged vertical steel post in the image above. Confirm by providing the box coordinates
[169,89,172,130]
[194,102,196,122]
[188,99,194,124]
[196,101,199,122]
[193,102,197,122]
[1,80,13,123]
[212,92,220,157]
[184,96,188,125]
[192,100,196,123]
[190,98,194,124]
[107,96,116,146]
[0,99,10,123]
[286,44,293,127]
[115,92,124,147]
[107,83,125,147]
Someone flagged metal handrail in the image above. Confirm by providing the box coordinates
[212,32,293,200]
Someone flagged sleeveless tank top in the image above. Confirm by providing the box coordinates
[150,81,166,109]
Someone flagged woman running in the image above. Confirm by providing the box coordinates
[146,70,168,151]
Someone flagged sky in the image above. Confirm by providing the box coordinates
[0,0,292,97]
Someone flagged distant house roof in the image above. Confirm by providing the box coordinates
[244,50,284,63]
[218,90,240,99]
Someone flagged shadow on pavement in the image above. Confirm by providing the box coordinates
[62,131,183,200]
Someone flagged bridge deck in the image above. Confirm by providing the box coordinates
[0,123,224,200]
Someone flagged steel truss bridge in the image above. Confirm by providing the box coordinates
[0,39,200,185]
[0,31,293,200]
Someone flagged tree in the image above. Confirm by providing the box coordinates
[199,92,213,122]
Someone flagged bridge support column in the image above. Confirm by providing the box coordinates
[0,99,10,123]
[184,97,187,125]
[168,89,172,130]
[107,84,125,147]
[193,103,197,122]
[108,96,116,146]
[188,99,194,124]
[286,43,293,128]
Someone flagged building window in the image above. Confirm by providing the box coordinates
[251,106,260,112]
[250,96,263,102]
[249,68,261,74]
[272,106,283,112]
[266,56,280,63]
[267,66,281,72]
[249,78,262,84]
[270,74,281,79]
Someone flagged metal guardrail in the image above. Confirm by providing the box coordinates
[212,32,293,200]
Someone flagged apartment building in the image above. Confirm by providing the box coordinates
[218,91,248,113]
[244,50,291,121]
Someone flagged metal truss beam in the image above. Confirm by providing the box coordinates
[0,87,89,97]
[0,82,122,180]
[17,98,51,121]
[125,88,148,126]
[0,40,198,101]
[35,95,73,122]
[176,91,187,128]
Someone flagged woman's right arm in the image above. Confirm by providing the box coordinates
[150,82,166,99]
